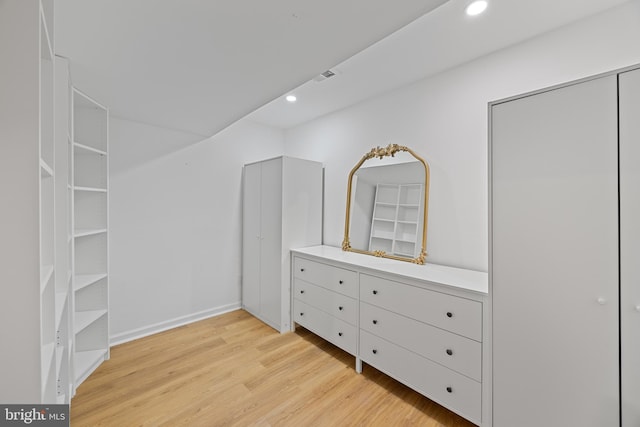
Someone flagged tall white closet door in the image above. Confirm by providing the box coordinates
[620,68,640,427]
[242,162,261,314]
[491,76,619,427]
[259,158,283,327]
[242,156,322,332]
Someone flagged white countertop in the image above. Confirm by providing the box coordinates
[291,245,488,295]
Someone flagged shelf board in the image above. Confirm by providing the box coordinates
[73,141,107,156]
[41,264,54,293]
[397,220,418,225]
[75,349,107,383]
[373,218,394,223]
[371,236,393,241]
[41,342,55,382]
[74,186,107,193]
[398,204,420,208]
[395,238,417,244]
[75,273,108,292]
[75,310,107,334]
[375,202,396,206]
[74,228,107,238]
[40,159,54,178]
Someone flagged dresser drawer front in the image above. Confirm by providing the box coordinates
[294,280,358,326]
[294,300,357,355]
[294,257,358,298]
[360,330,481,425]
[360,274,482,341]
[360,302,481,381]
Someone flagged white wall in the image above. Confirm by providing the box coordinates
[284,0,640,272]
[110,117,284,343]
[109,1,640,342]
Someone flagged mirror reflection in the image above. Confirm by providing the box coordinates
[343,144,430,264]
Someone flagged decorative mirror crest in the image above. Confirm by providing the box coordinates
[342,144,430,264]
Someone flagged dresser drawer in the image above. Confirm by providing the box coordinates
[360,330,481,425]
[294,300,357,355]
[360,274,482,341]
[360,302,481,381]
[294,257,358,298]
[294,279,357,326]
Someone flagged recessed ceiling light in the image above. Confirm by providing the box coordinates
[285,95,297,103]
[466,0,487,16]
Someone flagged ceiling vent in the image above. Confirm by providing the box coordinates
[313,69,337,82]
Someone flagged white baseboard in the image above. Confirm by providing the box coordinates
[109,302,242,346]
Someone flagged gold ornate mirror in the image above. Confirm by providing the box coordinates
[342,144,430,264]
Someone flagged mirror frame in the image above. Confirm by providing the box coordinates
[342,144,430,264]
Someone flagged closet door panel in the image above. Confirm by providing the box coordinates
[242,162,261,314]
[259,158,283,327]
[620,67,640,427]
[491,75,619,427]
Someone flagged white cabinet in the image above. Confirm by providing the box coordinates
[359,301,481,381]
[71,87,110,390]
[620,67,640,426]
[0,0,59,403]
[490,68,640,426]
[359,275,483,424]
[242,156,322,333]
[291,245,488,426]
[293,257,358,354]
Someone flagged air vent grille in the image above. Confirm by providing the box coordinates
[313,69,337,82]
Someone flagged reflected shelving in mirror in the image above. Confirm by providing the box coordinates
[342,144,430,264]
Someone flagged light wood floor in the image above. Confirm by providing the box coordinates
[71,310,476,426]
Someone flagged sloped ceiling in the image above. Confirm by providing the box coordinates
[56,0,631,138]
[55,0,448,138]
[250,0,632,129]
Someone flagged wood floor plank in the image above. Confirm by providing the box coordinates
[71,310,477,426]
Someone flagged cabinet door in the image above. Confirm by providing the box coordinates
[242,162,261,314]
[491,75,619,427]
[620,67,640,427]
[259,158,283,327]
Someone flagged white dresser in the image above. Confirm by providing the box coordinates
[291,245,489,426]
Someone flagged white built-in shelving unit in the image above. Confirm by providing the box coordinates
[369,183,423,258]
[0,0,109,403]
[71,87,110,391]
[0,0,60,404]
[54,55,72,403]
